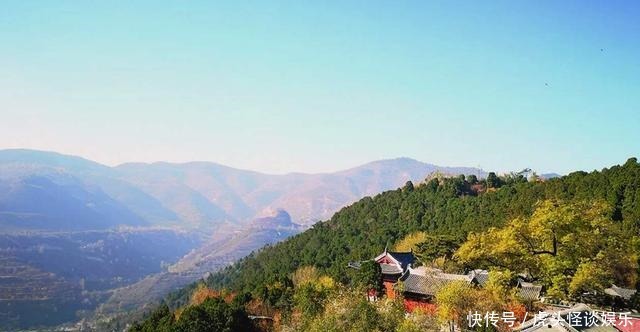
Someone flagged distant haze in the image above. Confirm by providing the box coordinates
[0,149,485,230]
[1,2,639,175]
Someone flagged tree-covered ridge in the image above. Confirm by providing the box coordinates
[203,158,640,297]
[134,158,640,331]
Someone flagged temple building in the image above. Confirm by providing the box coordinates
[373,248,415,298]
[517,279,544,302]
[369,248,542,311]
[399,265,481,312]
[605,285,637,302]
[370,248,488,311]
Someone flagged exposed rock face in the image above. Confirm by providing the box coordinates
[251,209,296,229]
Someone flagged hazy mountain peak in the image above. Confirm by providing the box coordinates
[342,157,429,171]
[0,149,110,173]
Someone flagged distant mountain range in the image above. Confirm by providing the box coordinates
[540,172,562,180]
[0,149,487,231]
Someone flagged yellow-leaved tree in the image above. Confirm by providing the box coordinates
[435,281,475,332]
[455,199,638,300]
[393,231,428,252]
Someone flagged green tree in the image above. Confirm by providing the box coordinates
[174,297,251,332]
[294,283,329,320]
[403,180,415,192]
[352,260,382,293]
[486,172,501,188]
[129,303,174,332]
[414,234,460,264]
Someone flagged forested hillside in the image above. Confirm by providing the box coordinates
[132,158,640,331]
[203,158,639,295]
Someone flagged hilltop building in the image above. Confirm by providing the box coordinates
[605,285,637,302]
[354,248,636,330]
[517,279,544,302]
[367,248,543,311]
[399,265,481,312]
[374,248,415,298]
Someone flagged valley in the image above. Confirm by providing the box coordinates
[0,228,201,330]
[93,210,304,330]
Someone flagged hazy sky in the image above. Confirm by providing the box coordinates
[1,1,639,174]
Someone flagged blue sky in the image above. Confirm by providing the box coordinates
[1,1,638,174]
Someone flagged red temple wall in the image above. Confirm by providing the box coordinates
[403,298,437,314]
[383,281,396,299]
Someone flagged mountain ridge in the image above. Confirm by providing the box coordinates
[0,149,489,229]
[2,148,482,177]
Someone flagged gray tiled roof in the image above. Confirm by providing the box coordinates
[468,269,489,286]
[517,280,543,301]
[604,285,636,300]
[380,263,403,275]
[519,285,543,301]
[376,250,415,275]
[400,269,474,296]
